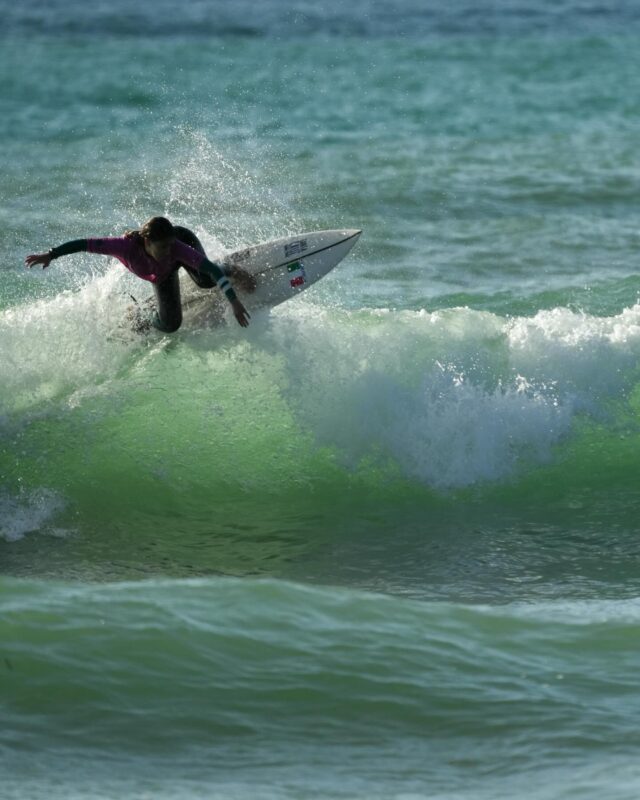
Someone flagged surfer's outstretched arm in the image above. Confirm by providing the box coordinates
[26,235,251,328]
[25,240,88,269]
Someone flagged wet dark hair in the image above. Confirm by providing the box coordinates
[123,216,177,244]
[139,216,175,242]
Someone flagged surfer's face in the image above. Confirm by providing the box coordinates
[144,236,174,262]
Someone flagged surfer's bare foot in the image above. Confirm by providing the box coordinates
[227,266,257,293]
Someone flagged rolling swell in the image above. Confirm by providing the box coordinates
[1,576,639,798]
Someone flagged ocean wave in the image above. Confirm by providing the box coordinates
[3,274,640,497]
[1,576,638,764]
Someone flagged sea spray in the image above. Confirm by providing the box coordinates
[0,488,67,542]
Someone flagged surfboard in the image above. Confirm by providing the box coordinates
[180,229,362,322]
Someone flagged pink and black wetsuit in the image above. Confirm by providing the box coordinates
[48,227,236,332]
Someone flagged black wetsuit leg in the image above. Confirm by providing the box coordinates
[173,225,216,289]
[151,226,218,332]
[152,270,182,332]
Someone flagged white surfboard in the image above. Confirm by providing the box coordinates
[181,229,361,321]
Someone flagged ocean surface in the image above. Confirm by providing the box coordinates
[2,1,640,797]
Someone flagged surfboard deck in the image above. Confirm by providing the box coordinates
[180,229,361,322]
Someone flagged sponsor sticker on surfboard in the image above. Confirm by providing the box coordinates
[288,260,306,288]
[285,239,308,258]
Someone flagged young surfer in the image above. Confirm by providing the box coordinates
[25,216,255,332]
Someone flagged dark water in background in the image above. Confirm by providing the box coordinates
[2,1,640,797]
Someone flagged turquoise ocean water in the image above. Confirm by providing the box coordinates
[3,1,640,797]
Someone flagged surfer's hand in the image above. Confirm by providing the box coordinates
[231,298,250,327]
[25,252,52,269]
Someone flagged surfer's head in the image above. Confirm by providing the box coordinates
[140,216,175,261]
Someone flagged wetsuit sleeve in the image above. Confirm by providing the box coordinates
[86,238,131,259]
[172,241,238,303]
[48,240,88,259]
[199,258,238,303]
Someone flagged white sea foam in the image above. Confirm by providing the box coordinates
[0,267,142,416]
[265,300,640,488]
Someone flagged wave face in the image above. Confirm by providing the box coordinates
[3,279,640,491]
[3,283,640,604]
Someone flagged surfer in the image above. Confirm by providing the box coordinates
[25,216,255,332]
